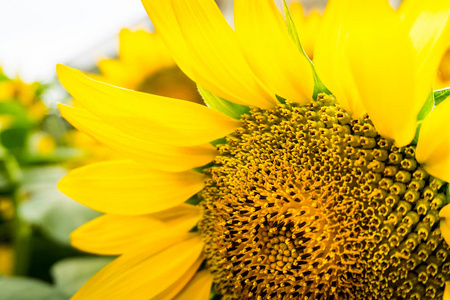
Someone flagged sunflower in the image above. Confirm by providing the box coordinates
[94,28,203,104]
[57,0,450,299]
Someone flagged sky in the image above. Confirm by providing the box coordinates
[0,0,149,83]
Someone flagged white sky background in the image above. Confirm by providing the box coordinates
[0,0,149,83]
[0,0,401,84]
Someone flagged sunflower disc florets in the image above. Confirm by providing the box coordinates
[199,95,450,300]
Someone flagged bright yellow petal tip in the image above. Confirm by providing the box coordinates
[56,64,240,147]
[58,160,204,215]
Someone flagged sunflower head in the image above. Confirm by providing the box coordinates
[56,0,450,299]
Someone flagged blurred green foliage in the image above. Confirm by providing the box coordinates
[0,70,110,299]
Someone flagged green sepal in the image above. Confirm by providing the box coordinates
[413,91,434,144]
[276,95,287,104]
[434,87,450,107]
[414,88,450,144]
[193,161,214,174]
[417,91,434,122]
[210,137,227,147]
[282,0,330,99]
[209,287,222,300]
[185,195,202,205]
[198,86,250,120]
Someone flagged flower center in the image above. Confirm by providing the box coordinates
[198,95,450,299]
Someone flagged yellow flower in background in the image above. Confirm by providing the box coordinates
[437,49,450,89]
[0,245,13,276]
[95,28,203,104]
[289,1,323,59]
[57,0,450,299]
[0,69,47,124]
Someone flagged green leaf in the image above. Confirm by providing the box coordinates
[18,166,100,245]
[0,147,21,193]
[434,87,450,107]
[0,277,68,300]
[198,86,250,119]
[282,0,304,56]
[1,127,28,158]
[0,101,33,129]
[51,256,114,297]
[282,0,330,99]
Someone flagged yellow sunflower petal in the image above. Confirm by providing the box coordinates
[173,270,212,300]
[399,0,450,95]
[58,104,216,172]
[440,205,450,246]
[70,204,199,255]
[445,281,450,300]
[142,0,276,109]
[316,0,420,146]
[345,2,418,146]
[153,256,201,300]
[416,99,450,182]
[313,0,366,117]
[234,0,313,103]
[59,160,204,215]
[173,269,212,300]
[57,65,239,147]
[72,235,203,300]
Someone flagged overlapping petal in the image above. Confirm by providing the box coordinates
[234,0,314,103]
[58,105,216,172]
[59,160,204,215]
[313,0,366,118]
[315,0,433,147]
[174,270,213,300]
[416,99,450,182]
[398,0,450,94]
[152,259,203,300]
[72,235,203,300]
[57,65,239,147]
[70,204,199,255]
[142,0,276,108]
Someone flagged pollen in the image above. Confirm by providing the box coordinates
[198,95,450,299]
